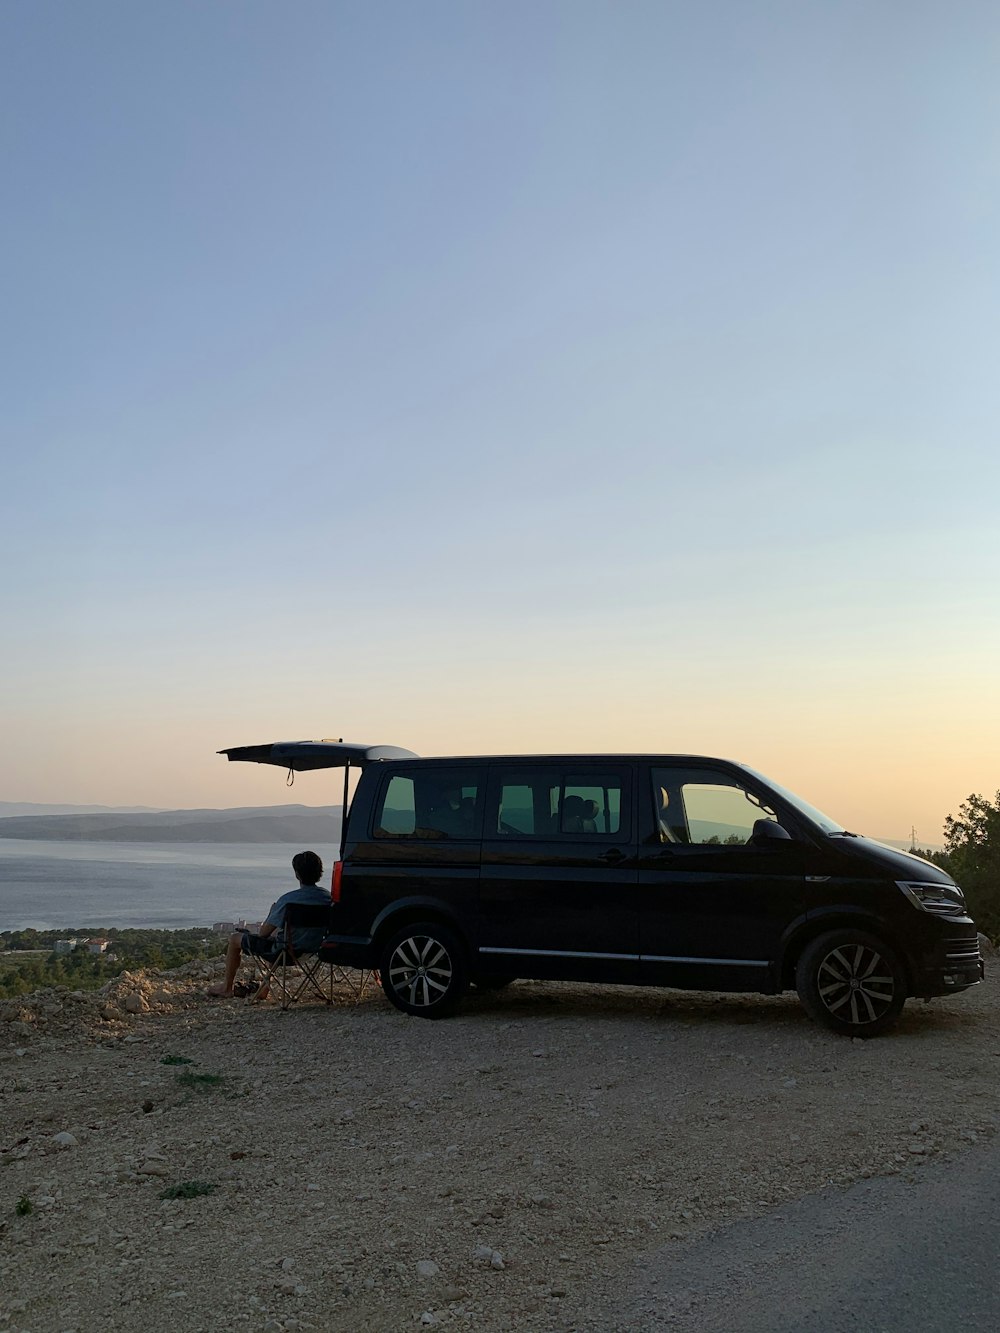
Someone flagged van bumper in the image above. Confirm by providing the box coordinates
[318,935,377,969]
[911,927,985,998]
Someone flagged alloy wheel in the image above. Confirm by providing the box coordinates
[816,943,897,1026]
[387,934,454,1009]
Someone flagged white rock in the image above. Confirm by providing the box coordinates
[280,1257,296,1272]
[53,1131,78,1148]
[473,1245,494,1261]
[490,1251,506,1270]
[138,1161,170,1177]
[416,1260,440,1278]
[420,1314,439,1326]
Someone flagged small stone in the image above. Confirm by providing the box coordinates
[124,994,147,1014]
[416,1260,440,1278]
[53,1132,78,1148]
[908,1144,928,1155]
[420,1314,439,1326]
[490,1251,505,1270]
[138,1161,170,1177]
[280,1257,296,1272]
[473,1245,493,1262]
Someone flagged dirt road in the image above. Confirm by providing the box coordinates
[2,957,997,1332]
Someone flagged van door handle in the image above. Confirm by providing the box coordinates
[599,848,626,864]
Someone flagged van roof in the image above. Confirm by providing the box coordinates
[219,741,742,771]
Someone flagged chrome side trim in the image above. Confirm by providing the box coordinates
[478,946,769,967]
[639,955,769,967]
[478,946,639,961]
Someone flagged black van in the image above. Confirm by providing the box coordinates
[221,741,984,1036]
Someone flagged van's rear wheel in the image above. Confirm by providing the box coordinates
[380,921,468,1019]
[796,929,906,1037]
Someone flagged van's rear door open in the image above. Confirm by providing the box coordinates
[219,740,418,853]
[220,741,417,771]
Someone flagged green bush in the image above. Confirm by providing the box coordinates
[940,791,1000,943]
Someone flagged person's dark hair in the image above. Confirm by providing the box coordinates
[292,850,323,885]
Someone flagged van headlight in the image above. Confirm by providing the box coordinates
[897,881,966,915]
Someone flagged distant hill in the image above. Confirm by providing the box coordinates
[0,805,343,844]
[0,801,164,817]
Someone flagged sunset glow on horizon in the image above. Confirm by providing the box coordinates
[2,2,997,846]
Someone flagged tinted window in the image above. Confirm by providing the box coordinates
[494,770,624,837]
[374,769,483,840]
[652,767,776,846]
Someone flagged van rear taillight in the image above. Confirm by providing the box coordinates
[332,860,344,903]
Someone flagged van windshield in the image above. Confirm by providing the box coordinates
[741,767,846,834]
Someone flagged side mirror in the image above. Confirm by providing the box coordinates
[752,819,794,846]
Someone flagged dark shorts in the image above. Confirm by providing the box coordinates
[241,931,283,960]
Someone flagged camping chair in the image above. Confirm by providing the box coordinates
[246,903,337,1011]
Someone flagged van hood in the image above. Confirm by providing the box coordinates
[825,833,954,883]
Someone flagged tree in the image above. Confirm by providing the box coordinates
[942,791,1000,942]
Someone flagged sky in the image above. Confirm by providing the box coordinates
[1,0,998,843]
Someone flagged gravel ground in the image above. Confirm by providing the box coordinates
[1,948,997,1333]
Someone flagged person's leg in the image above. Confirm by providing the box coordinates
[208,932,244,996]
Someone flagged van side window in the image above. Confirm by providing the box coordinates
[651,767,777,846]
[374,770,483,840]
[494,771,624,837]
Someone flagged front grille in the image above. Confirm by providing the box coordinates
[944,936,983,965]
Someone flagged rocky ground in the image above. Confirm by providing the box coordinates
[1,947,997,1333]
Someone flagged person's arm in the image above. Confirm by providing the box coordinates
[260,897,285,940]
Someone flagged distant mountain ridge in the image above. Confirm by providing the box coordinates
[0,802,164,817]
[0,805,343,844]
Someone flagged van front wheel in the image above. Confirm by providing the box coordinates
[380,922,468,1019]
[796,929,906,1037]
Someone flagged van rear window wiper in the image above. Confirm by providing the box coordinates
[828,829,860,838]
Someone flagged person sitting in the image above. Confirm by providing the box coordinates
[561,794,586,833]
[580,799,601,833]
[426,786,473,837]
[208,849,330,998]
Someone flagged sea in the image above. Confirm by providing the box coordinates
[0,840,320,933]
